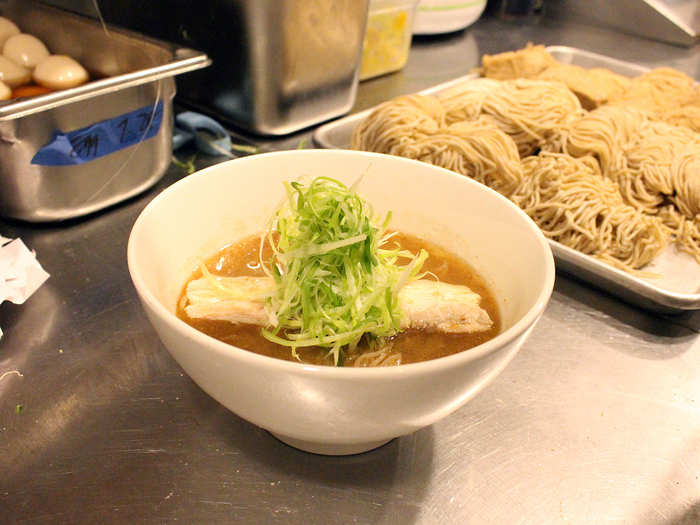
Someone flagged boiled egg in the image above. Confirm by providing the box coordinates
[3,33,50,69]
[0,55,30,88]
[0,17,19,48]
[0,79,10,100]
[33,55,88,90]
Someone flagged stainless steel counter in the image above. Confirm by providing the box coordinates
[1,13,699,525]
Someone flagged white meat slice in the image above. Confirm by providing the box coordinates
[184,276,492,334]
[397,280,492,333]
[184,276,275,326]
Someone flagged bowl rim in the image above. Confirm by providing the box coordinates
[128,149,555,379]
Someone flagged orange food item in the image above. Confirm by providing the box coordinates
[11,83,52,98]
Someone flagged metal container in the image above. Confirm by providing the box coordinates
[0,1,210,222]
[95,0,370,136]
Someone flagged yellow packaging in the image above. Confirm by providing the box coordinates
[359,0,417,81]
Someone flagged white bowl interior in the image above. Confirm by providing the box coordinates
[132,150,549,333]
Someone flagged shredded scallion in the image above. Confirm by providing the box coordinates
[260,176,427,365]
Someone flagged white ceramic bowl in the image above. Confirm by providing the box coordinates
[413,0,487,35]
[128,150,554,455]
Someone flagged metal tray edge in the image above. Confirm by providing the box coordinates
[551,242,700,312]
[0,51,210,121]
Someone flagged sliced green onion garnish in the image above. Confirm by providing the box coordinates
[260,176,427,366]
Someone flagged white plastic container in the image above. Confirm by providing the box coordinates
[412,0,486,34]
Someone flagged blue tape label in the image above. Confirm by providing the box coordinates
[31,101,164,166]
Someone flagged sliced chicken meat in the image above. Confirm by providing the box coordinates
[184,275,493,334]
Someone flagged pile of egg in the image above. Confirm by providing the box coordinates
[0,16,89,100]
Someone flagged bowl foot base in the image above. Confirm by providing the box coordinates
[270,432,394,455]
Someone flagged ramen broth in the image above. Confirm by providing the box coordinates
[177,233,501,366]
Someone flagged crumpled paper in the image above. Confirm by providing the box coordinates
[0,235,50,338]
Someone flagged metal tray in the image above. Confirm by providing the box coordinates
[313,46,700,313]
[0,0,210,222]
